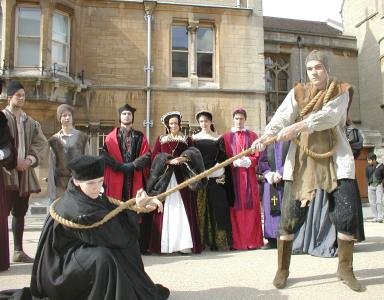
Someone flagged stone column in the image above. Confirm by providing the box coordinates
[187,20,199,88]
[1,0,16,71]
[379,36,384,110]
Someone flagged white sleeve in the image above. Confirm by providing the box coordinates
[303,92,349,133]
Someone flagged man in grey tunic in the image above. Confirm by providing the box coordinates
[48,104,89,202]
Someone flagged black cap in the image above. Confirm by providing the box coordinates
[68,155,105,181]
[118,104,136,115]
[7,80,24,97]
[118,104,136,122]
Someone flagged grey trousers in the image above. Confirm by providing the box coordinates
[368,184,383,220]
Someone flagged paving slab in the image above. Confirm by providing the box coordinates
[1,217,383,299]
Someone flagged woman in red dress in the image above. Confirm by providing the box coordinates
[147,111,205,254]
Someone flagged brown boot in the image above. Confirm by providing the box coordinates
[273,239,292,289]
[337,239,362,292]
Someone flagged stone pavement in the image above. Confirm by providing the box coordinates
[1,208,383,300]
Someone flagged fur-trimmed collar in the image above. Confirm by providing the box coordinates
[160,134,188,144]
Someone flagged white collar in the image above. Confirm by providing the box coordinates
[192,131,220,141]
[231,127,247,133]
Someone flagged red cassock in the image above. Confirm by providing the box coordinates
[103,128,150,201]
[223,130,264,250]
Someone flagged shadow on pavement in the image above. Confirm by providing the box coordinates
[283,267,384,290]
[143,251,236,267]
[169,287,287,300]
[356,267,384,287]
[0,264,33,277]
[354,237,384,253]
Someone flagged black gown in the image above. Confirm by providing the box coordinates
[26,181,169,300]
[193,137,234,250]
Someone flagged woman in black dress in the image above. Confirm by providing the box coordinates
[192,111,234,251]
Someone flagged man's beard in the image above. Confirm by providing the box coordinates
[121,120,133,126]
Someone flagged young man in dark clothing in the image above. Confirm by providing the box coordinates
[366,153,383,222]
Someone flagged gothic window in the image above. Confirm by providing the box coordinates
[264,55,289,118]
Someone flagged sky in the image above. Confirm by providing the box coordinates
[262,0,343,23]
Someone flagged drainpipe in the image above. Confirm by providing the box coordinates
[297,36,303,83]
[143,1,157,141]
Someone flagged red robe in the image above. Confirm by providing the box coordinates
[103,128,150,201]
[223,130,264,250]
[148,135,202,254]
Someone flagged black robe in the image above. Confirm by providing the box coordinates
[26,181,169,300]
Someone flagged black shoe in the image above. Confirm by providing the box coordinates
[155,283,170,299]
[261,243,274,250]
[141,250,152,256]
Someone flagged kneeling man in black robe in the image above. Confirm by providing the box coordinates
[29,155,169,300]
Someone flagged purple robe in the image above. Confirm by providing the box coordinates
[259,142,289,239]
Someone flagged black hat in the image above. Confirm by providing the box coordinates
[118,104,136,122]
[161,111,182,126]
[7,80,24,97]
[118,104,136,115]
[68,155,105,181]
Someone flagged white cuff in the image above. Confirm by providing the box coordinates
[265,172,275,184]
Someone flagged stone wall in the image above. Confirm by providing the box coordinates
[342,0,384,149]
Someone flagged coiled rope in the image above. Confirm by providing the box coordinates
[293,80,338,159]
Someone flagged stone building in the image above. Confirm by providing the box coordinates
[341,0,384,158]
[0,0,265,200]
[0,0,381,201]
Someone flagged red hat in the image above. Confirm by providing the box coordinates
[233,107,247,119]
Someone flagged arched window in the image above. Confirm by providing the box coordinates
[264,55,289,118]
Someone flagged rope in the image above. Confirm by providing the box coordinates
[293,80,338,159]
[50,81,340,229]
[50,136,277,229]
